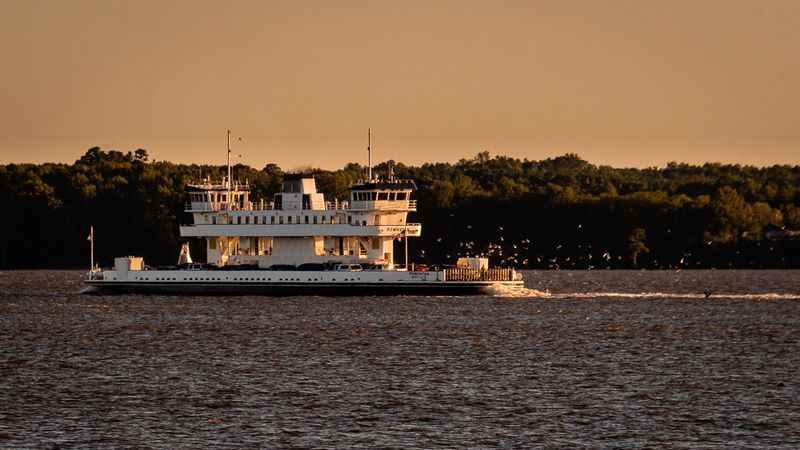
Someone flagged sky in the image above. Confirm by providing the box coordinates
[0,0,798,169]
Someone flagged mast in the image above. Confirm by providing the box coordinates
[89,225,94,271]
[226,129,232,207]
[367,128,372,181]
[404,226,409,271]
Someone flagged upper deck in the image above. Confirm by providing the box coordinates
[181,174,421,239]
[185,176,417,213]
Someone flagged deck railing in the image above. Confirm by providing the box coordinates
[442,268,515,282]
[336,200,417,211]
[186,199,417,213]
[86,270,104,280]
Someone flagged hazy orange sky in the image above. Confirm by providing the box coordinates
[1,0,798,169]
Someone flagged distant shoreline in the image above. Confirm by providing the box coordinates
[2,149,799,270]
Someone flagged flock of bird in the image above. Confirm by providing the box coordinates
[421,222,701,271]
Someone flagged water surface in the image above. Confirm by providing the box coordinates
[1,270,798,448]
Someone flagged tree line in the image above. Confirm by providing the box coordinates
[1,147,798,269]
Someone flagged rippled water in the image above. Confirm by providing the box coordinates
[1,270,799,449]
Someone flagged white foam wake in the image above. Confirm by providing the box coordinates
[549,291,800,300]
[489,284,551,298]
[78,286,100,295]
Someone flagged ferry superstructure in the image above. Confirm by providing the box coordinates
[181,174,420,270]
[85,138,523,295]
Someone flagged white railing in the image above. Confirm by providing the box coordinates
[348,200,418,211]
[325,201,350,210]
[185,202,253,212]
[87,270,105,281]
[186,199,416,213]
[443,268,516,282]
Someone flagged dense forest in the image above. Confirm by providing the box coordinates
[1,147,799,269]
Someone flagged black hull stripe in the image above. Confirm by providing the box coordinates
[85,281,522,296]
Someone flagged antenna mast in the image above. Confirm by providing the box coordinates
[88,225,94,272]
[227,129,232,207]
[367,128,372,181]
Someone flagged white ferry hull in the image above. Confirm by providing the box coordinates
[84,268,523,296]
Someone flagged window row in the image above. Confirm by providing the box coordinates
[352,191,408,201]
[136,276,363,282]
[212,215,342,225]
[190,192,243,203]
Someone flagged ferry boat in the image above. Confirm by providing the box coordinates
[85,136,523,295]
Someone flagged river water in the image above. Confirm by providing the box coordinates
[1,270,799,449]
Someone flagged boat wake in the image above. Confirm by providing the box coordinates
[489,284,551,298]
[78,286,100,295]
[548,291,800,300]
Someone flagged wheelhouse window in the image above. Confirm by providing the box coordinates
[378,192,389,200]
[396,192,407,200]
